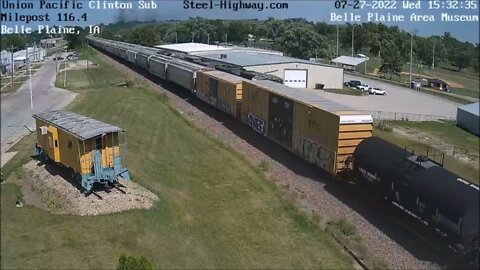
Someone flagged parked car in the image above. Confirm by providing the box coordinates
[368,87,387,95]
[411,81,421,90]
[356,84,370,92]
[344,80,362,87]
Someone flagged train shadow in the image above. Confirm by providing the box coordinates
[99,49,473,269]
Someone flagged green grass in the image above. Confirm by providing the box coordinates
[324,87,364,96]
[1,48,353,269]
[374,125,479,185]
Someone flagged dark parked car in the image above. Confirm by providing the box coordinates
[344,80,362,87]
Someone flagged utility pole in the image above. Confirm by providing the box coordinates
[409,32,414,87]
[191,32,194,42]
[10,46,14,92]
[63,49,67,88]
[432,42,436,70]
[28,44,33,111]
[175,32,178,44]
[336,23,339,58]
[225,34,228,47]
[207,33,210,45]
[351,25,354,57]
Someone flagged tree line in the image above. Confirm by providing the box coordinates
[97,17,478,77]
[2,18,477,78]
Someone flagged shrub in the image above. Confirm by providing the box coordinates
[374,121,393,132]
[327,218,356,237]
[117,253,154,270]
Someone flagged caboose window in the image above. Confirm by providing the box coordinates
[54,140,58,148]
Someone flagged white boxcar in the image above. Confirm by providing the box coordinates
[126,50,137,64]
[166,61,210,92]
[149,56,169,80]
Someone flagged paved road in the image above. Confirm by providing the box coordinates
[315,74,462,119]
[1,58,77,155]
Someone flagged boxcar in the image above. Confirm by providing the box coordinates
[196,70,244,117]
[241,80,373,175]
[33,110,130,192]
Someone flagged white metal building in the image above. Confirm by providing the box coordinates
[193,50,344,89]
[156,43,344,89]
[331,55,368,71]
[457,102,479,136]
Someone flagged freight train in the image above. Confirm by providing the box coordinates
[86,36,478,266]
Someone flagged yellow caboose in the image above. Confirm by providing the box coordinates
[33,110,130,192]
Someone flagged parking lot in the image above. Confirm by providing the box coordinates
[315,74,461,119]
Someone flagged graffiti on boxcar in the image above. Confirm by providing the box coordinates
[294,135,334,171]
[217,100,232,115]
[248,113,267,136]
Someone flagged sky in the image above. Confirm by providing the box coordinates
[1,0,479,43]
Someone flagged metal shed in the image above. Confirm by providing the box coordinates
[457,102,479,136]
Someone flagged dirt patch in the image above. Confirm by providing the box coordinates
[63,60,97,71]
[21,160,159,216]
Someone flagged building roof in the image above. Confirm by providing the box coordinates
[192,50,336,68]
[458,102,480,116]
[331,56,368,66]
[40,38,61,44]
[245,80,372,124]
[33,110,123,141]
[155,43,231,54]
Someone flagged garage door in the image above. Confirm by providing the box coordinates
[284,70,307,88]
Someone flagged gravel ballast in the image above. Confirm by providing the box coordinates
[99,53,441,269]
[22,160,158,216]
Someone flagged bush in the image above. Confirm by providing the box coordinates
[117,253,154,270]
[327,218,356,237]
[374,121,393,132]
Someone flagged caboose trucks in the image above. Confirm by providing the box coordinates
[33,110,130,193]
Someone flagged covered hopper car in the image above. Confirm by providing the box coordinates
[33,110,131,192]
[354,137,479,266]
